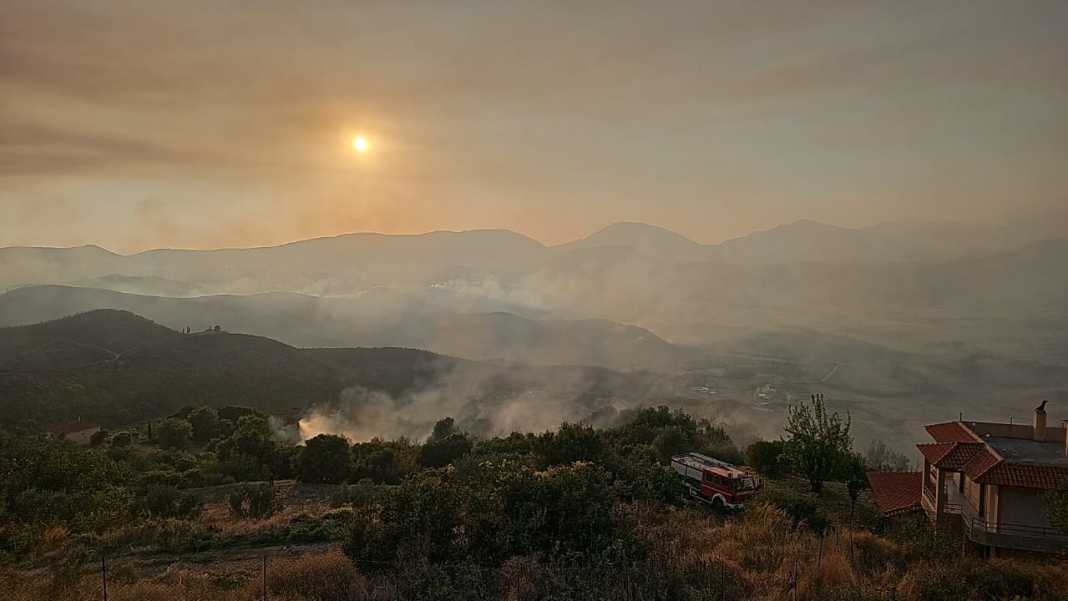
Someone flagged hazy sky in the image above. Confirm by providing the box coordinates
[2,0,1066,252]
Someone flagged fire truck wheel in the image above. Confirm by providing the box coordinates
[711,496,725,511]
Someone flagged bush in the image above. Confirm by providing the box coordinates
[142,485,200,518]
[228,483,281,519]
[156,418,193,450]
[298,434,351,484]
[188,406,219,443]
[533,423,602,466]
[345,461,627,572]
[417,433,473,469]
[746,440,786,478]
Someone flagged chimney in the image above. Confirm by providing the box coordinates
[1033,400,1047,442]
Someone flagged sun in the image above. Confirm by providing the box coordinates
[352,135,370,153]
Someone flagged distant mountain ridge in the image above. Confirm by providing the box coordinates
[3,214,1065,369]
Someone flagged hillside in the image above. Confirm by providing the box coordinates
[0,286,688,371]
[0,311,697,435]
[0,311,342,426]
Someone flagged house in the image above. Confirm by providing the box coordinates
[917,403,1068,555]
[866,471,923,518]
[869,402,1068,555]
[48,420,101,445]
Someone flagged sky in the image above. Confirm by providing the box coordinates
[2,0,1066,252]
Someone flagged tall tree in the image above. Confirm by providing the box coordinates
[782,394,852,494]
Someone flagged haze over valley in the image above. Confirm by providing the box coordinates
[3,214,1066,451]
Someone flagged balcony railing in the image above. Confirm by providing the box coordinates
[961,500,1068,553]
[921,479,961,514]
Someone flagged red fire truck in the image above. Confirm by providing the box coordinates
[671,452,760,509]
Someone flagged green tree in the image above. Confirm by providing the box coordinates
[188,406,220,443]
[840,452,868,524]
[232,414,275,458]
[299,434,352,484]
[746,440,786,478]
[651,427,689,464]
[782,394,852,494]
[157,418,193,450]
[417,433,473,469]
[354,445,401,484]
[533,422,602,466]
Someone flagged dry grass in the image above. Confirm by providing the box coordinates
[5,500,1068,601]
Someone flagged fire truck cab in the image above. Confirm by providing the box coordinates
[671,452,760,510]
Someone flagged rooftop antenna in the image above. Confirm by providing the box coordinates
[958,412,963,422]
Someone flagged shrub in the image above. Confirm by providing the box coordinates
[142,485,200,518]
[746,440,786,478]
[188,406,220,443]
[298,434,351,484]
[533,423,602,466]
[156,418,193,450]
[417,433,473,469]
[228,483,281,519]
[651,427,689,464]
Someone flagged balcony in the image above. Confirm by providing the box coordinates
[922,476,962,515]
[961,501,1068,554]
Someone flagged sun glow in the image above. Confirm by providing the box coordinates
[352,135,370,153]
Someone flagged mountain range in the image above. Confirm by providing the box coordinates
[2,215,1066,447]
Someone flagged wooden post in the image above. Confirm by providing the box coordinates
[262,555,268,601]
[101,554,108,601]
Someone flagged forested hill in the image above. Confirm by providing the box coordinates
[0,310,342,426]
[0,310,680,431]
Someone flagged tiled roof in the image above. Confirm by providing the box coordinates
[975,463,1068,489]
[938,443,984,470]
[916,441,984,470]
[866,471,922,517]
[962,448,1001,480]
[925,422,977,443]
[920,417,1068,490]
[917,442,956,465]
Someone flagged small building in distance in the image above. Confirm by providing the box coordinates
[48,420,101,445]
